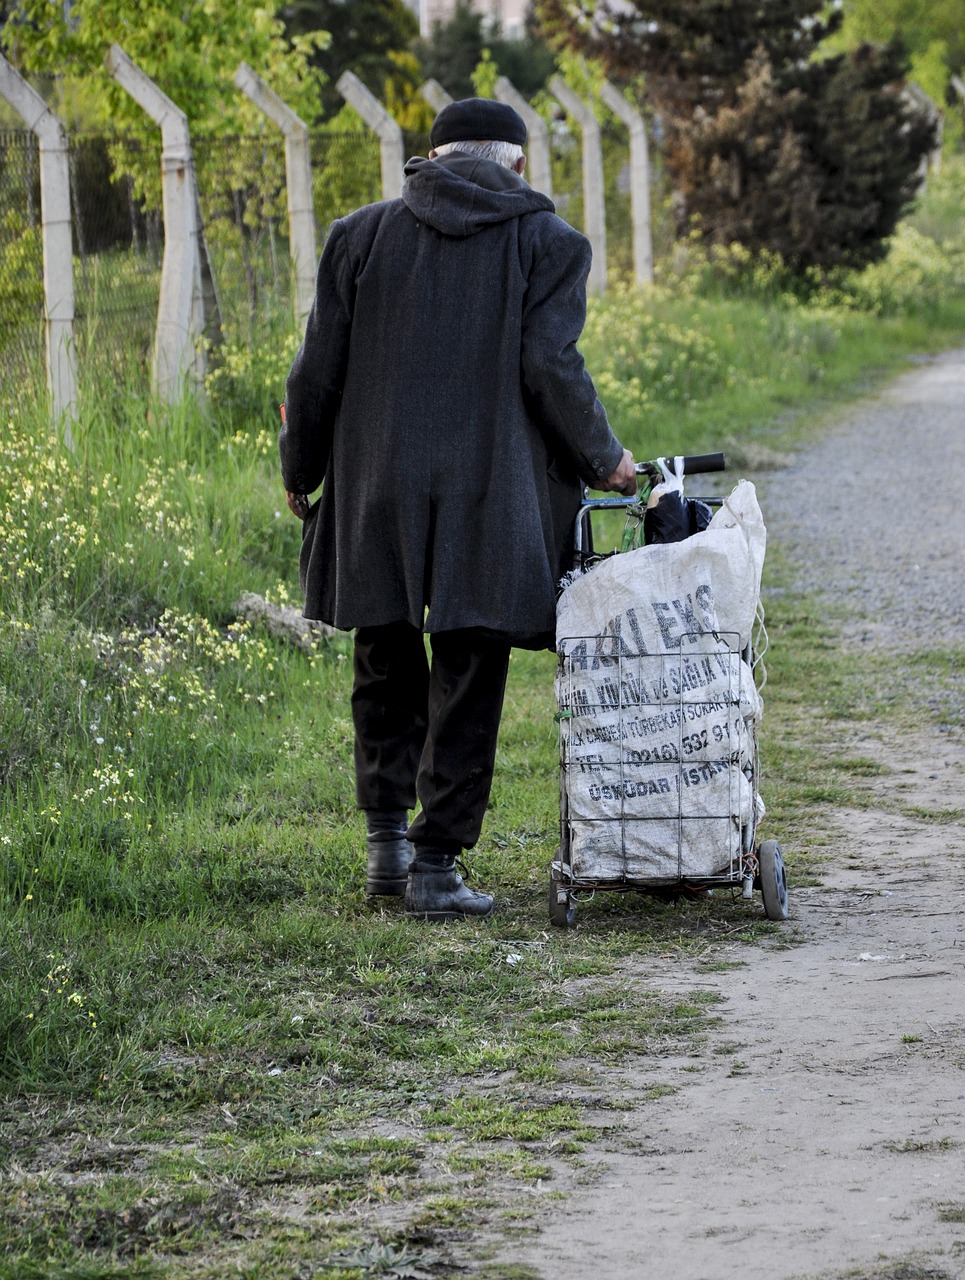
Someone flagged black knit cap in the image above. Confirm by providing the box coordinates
[430,98,527,149]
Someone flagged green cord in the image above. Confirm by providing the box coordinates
[620,469,654,552]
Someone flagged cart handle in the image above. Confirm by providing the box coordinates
[636,452,726,478]
[573,452,727,563]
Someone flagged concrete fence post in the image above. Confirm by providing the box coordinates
[234,63,317,327]
[549,77,606,295]
[905,81,943,177]
[0,54,77,439]
[336,72,404,201]
[600,82,653,285]
[419,78,452,115]
[105,44,206,402]
[495,77,553,202]
[951,75,965,135]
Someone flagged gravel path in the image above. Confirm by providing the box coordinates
[489,344,965,1280]
[758,346,965,653]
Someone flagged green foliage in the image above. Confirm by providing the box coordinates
[281,0,420,121]
[538,0,842,113]
[829,0,964,103]
[383,50,435,132]
[538,0,936,272]
[2,0,326,205]
[205,320,301,422]
[551,47,608,104]
[192,134,296,349]
[0,211,43,334]
[470,48,500,100]
[670,161,965,317]
[311,117,383,233]
[833,222,965,315]
[414,0,556,100]
[0,391,297,630]
[671,40,936,270]
[582,284,729,426]
[905,156,965,253]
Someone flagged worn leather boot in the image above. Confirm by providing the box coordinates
[404,848,494,922]
[364,810,412,897]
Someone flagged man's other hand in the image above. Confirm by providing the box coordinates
[600,449,637,496]
[286,490,311,519]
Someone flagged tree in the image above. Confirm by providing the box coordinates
[538,0,936,271]
[413,0,557,101]
[2,0,328,324]
[281,0,421,119]
[2,0,325,138]
[829,0,963,105]
[539,0,841,115]
[490,7,559,97]
[2,0,328,237]
[674,43,935,269]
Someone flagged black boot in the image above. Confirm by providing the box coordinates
[364,810,412,897]
[405,847,494,922]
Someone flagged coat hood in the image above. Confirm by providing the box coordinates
[402,152,555,238]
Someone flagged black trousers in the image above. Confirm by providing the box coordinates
[351,622,511,850]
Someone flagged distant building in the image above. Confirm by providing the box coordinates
[410,0,528,41]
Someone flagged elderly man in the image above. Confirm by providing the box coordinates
[281,98,635,921]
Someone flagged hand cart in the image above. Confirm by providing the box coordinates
[549,453,789,927]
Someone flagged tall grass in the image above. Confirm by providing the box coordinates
[1,160,964,1277]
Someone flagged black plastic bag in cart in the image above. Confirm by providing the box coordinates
[644,489,713,544]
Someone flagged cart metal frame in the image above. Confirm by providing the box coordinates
[549,460,789,926]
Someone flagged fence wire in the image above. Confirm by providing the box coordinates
[70,134,162,386]
[0,131,45,396]
[0,123,638,407]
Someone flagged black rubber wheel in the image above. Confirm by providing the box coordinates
[759,839,789,921]
[548,862,577,928]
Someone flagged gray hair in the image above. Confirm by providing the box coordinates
[432,139,524,169]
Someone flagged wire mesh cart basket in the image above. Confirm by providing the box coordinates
[549,454,789,927]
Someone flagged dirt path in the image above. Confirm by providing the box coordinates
[493,351,965,1280]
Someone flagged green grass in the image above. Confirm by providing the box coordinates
[830,1266,958,1280]
[583,288,965,466]
[2,162,965,1276]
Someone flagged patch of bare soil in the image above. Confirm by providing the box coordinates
[493,738,965,1280]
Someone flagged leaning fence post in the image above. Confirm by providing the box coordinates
[233,63,317,327]
[495,78,553,202]
[105,44,206,402]
[419,78,452,114]
[600,82,653,285]
[904,81,943,178]
[336,72,404,201]
[549,77,606,296]
[952,75,965,134]
[0,54,77,440]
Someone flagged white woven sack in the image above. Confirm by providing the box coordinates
[556,480,766,881]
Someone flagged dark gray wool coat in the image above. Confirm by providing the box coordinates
[280,151,625,647]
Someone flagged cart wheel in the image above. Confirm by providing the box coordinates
[548,861,576,929]
[759,839,789,921]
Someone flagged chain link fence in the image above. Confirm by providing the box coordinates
[550,118,633,277]
[195,131,290,342]
[0,131,45,396]
[0,122,640,407]
[70,134,163,386]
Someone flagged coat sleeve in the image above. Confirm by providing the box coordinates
[280,221,354,495]
[520,226,625,487]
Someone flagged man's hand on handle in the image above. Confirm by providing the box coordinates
[600,449,637,497]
